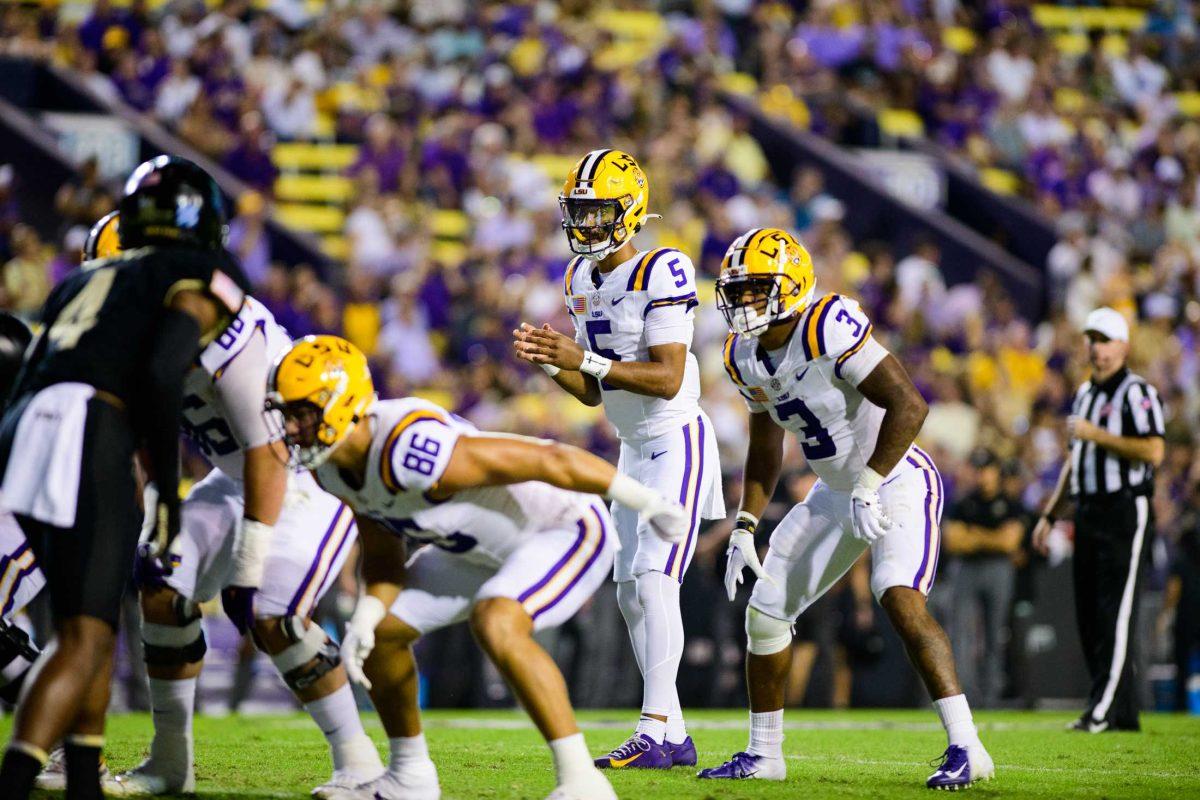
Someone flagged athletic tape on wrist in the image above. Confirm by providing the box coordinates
[579,351,612,380]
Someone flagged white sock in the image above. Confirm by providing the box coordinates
[147,677,196,772]
[388,734,429,770]
[303,684,377,770]
[933,694,981,748]
[635,716,666,744]
[616,580,647,677]
[666,694,687,744]
[549,733,593,785]
[747,710,784,759]
[635,571,684,732]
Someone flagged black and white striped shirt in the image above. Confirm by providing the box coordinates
[1069,367,1165,498]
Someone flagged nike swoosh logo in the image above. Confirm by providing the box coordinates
[611,752,644,767]
[612,297,625,305]
[796,367,810,382]
[944,764,967,780]
[650,450,667,460]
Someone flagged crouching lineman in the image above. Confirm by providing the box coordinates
[697,229,995,790]
[0,314,45,708]
[265,336,690,800]
[80,212,383,797]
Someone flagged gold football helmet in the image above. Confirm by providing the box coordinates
[265,335,376,469]
[716,227,815,337]
[84,211,121,262]
[560,149,650,260]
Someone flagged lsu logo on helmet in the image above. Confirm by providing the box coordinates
[266,335,376,469]
[716,228,815,337]
[559,149,651,261]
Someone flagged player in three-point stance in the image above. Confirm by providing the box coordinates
[514,149,724,769]
[265,336,689,800]
[697,228,995,790]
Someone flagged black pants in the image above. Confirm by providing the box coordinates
[0,393,139,630]
[1073,492,1153,730]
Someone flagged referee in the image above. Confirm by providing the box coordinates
[1033,307,1165,733]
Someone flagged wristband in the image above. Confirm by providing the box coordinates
[350,595,388,632]
[230,518,274,587]
[605,472,659,512]
[735,511,758,533]
[540,363,561,377]
[579,351,613,380]
[854,466,885,493]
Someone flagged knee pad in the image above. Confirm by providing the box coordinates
[746,606,793,656]
[142,618,207,666]
[0,618,39,694]
[270,618,340,693]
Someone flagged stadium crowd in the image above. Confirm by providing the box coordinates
[0,0,1197,713]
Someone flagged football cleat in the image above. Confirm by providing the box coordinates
[926,744,995,790]
[667,736,697,767]
[697,751,786,781]
[33,746,110,790]
[105,758,196,795]
[311,765,388,799]
[593,733,673,769]
[545,767,617,800]
[318,763,440,800]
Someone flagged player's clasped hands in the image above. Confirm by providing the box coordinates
[512,322,584,371]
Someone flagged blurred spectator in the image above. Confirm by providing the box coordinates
[222,111,279,194]
[2,224,51,315]
[226,191,271,287]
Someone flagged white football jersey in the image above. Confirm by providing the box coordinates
[563,248,703,442]
[181,296,293,480]
[312,398,594,569]
[722,293,892,491]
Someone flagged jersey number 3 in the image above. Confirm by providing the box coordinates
[775,398,836,460]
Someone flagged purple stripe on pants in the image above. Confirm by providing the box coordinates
[518,518,588,604]
[287,505,347,616]
[911,469,934,590]
[673,415,706,583]
[531,506,609,621]
[664,421,694,575]
[1,561,38,617]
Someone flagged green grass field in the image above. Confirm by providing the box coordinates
[5,709,1199,799]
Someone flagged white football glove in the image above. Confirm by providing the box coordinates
[645,496,689,544]
[849,468,892,543]
[724,513,772,601]
[342,595,388,691]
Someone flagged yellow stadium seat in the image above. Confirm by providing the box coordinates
[272,143,359,172]
[979,168,1021,196]
[942,27,977,54]
[1053,33,1090,57]
[274,203,346,234]
[877,109,925,139]
[275,174,355,203]
[430,209,470,239]
[321,235,349,261]
[1033,5,1147,31]
[1176,92,1200,117]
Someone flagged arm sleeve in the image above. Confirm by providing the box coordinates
[143,309,202,508]
[1124,382,1165,437]
[821,296,888,387]
[642,250,699,348]
[381,417,461,493]
[209,327,277,452]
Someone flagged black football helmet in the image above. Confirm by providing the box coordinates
[0,312,32,399]
[118,155,228,250]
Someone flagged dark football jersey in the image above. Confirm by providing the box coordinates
[17,246,249,406]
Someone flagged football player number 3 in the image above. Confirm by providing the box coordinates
[47,268,116,349]
[775,398,836,459]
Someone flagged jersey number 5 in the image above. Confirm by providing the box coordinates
[47,268,116,350]
[584,319,621,390]
[775,398,836,460]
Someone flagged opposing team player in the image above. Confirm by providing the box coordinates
[0,314,44,708]
[265,336,689,800]
[75,212,382,797]
[0,156,251,800]
[512,149,724,768]
[697,229,995,790]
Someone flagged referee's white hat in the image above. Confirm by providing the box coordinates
[1083,307,1129,342]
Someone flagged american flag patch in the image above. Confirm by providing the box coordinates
[571,295,587,314]
[749,387,769,403]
